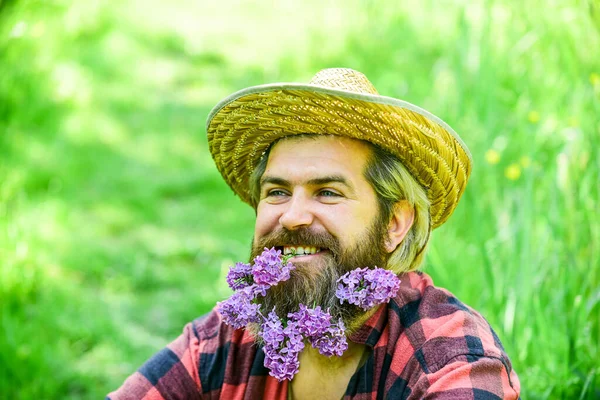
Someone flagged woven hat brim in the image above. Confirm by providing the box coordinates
[206,83,472,228]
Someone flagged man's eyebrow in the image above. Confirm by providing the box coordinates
[260,175,353,188]
[307,175,351,187]
[260,176,290,187]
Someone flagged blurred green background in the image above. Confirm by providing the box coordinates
[1,0,599,398]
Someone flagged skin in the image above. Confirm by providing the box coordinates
[253,135,414,400]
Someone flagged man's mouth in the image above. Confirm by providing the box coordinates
[282,245,323,257]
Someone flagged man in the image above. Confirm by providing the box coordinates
[108,68,521,399]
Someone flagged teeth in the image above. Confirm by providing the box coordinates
[283,246,321,256]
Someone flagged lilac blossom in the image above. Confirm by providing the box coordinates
[310,319,348,357]
[264,347,301,382]
[226,262,253,290]
[263,308,346,380]
[217,290,261,329]
[261,310,285,349]
[288,304,331,338]
[243,283,270,298]
[336,267,400,310]
[262,320,305,381]
[282,320,305,354]
[252,247,294,286]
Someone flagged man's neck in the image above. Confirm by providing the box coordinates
[288,306,382,400]
[289,341,369,400]
[306,339,367,369]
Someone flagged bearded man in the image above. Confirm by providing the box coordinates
[108,69,521,399]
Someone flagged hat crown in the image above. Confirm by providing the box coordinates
[309,68,379,95]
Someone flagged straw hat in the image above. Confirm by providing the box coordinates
[206,68,472,228]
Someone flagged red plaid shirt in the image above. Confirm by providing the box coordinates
[108,271,520,399]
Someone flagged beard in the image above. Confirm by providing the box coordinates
[248,216,390,334]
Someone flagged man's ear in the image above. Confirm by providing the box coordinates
[385,200,415,253]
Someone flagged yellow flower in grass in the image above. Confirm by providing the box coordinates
[527,111,540,124]
[520,156,531,169]
[505,164,521,181]
[590,73,600,87]
[485,149,500,165]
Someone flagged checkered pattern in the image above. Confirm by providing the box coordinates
[108,272,520,399]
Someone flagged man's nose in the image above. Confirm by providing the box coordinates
[279,193,314,230]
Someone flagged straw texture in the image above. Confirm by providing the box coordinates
[206,68,472,228]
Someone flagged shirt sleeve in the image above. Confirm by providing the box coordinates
[106,323,202,400]
[412,354,521,399]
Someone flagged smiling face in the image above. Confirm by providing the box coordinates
[250,135,392,324]
[253,135,382,261]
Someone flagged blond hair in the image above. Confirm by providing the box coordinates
[363,143,431,273]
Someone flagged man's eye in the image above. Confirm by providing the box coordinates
[318,189,341,197]
[267,189,288,197]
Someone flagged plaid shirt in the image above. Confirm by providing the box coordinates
[108,271,520,399]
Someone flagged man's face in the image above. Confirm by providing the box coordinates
[250,136,391,324]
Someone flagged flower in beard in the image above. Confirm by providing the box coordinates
[309,318,348,357]
[283,320,306,354]
[226,262,253,290]
[261,309,285,349]
[217,288,261,329]
[251,221,389,325]
[246,283,271,298]
[264,347,300,382]
[288,304,331,338]
[263,319,305,381]
[252,247,295,286]
[336,267,400,310]
[220,248,294,329]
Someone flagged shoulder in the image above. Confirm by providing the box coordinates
[190,308,265,394]
[190,308,231,342]
[384,272,520,396]
[189,307,255,366]
[107,309,262,399]
[190,307,259,352]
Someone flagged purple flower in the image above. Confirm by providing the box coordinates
[261,310,285,349]
[336,267,400,310]
[243,283,270,298]
[282,320,305,354]
[262,319,305,381]
[252,247,294,286]
[217,290,261,329]
[288,304,331,338]
[310,318,348,357]
[226,262,253,290]
[264,347,300,382]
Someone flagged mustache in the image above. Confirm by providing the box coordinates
[253,227,341,255]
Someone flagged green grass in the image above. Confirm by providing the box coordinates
[1,0,599,398]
